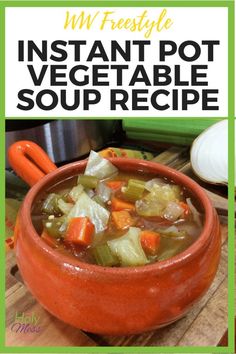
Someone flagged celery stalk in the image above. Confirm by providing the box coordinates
[43,216,66,238]
[77,175,99,189]
[92,244,119,266]
[122,179,145,202]
[42,193,61,214]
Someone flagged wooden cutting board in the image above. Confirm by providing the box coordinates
[5,147,229,347]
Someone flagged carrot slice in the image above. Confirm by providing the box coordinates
[112,210,135,230]
[65,217,94,246]
[111,197,135,211]
[179,202,191,217]
[106,181,124,190]
[140,230,161,255]
[41,229,58,248]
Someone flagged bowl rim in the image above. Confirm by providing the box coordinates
[19,157,216,276]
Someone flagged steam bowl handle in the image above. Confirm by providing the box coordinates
[8,140,57,187]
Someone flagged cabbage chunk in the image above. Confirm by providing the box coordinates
[85,150,118,179]
[107,227,148,266]
[136,184,182,217]
[67,192,110,233]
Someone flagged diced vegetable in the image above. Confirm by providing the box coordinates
[163,202,184,221]
[67,192,110,233]
[107,227,148,266]
[145,184,181,204]
[96,182,111,203]
[135,199,165,217]
[136,184,183,217]
[179,202,191,217]
[41,229,59,248]
[106,181,124,190]
[69,184,84,202]
[65,217,94,246]
[111,197,135,212]
[122,179,145,201]
[77,175,98,189]
[91,244,119,266]
[57,199,74,215]
[112,210,135,230]
[145,178,167,191]
[42,193,61,214]
[171,185,183,201]
[43,216,67,238]
[84,150,118,179]
[140,230,161,255]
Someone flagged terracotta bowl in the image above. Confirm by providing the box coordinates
[8,141,221,335]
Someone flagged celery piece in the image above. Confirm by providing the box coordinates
[77,175,99,189]
[57,199,73,215]
[43,216,66,238]
[122,179,145,202]
[42,193,61,215]
[108,227,148,267]
[91,244,119,266]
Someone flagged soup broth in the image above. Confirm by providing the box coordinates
[31,152,203,267]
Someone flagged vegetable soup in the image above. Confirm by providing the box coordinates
[32,151,203,267]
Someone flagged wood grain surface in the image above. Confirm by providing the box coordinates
[5,147,229,347]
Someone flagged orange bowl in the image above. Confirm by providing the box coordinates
[10,142,221,335]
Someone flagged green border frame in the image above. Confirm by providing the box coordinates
[1,0,234,119]
[0,0,234,353]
